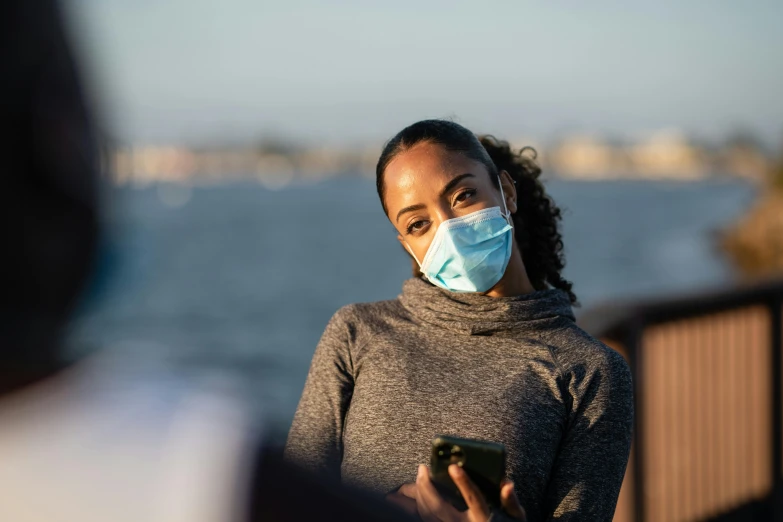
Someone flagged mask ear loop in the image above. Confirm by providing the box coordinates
[404,242,423,269]
[499,175,513,227]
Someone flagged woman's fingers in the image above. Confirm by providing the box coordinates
[386,491,419,516]
[398,482,418,500]
[500,480,526,521]
[415,465,440,521]
[448,464,490,519]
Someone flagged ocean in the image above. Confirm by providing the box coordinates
[69,177,757,429]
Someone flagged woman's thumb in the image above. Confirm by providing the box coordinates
[500,481,526,521]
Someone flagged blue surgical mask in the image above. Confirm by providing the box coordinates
[406,182,514,293]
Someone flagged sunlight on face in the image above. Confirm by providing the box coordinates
[382,142,507,263]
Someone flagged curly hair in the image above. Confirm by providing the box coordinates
[376,119,577,304]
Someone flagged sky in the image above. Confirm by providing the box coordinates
[67,0,783,147]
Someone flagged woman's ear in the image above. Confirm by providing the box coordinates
[499,170,518,214]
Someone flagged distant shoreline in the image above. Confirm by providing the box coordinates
[103,134,774,187]
[111,176,756,194]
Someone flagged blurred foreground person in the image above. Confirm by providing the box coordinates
[0,1,256,520]
[0,1,416,521]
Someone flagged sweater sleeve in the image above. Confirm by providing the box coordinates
[284,307,357,479]
[542,346,634,521]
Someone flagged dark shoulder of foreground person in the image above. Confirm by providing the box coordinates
[249,447,417,522]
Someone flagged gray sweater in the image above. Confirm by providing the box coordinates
[285,278,633,521]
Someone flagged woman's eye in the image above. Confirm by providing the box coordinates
[454,189,477,204]
[407,220,427,234]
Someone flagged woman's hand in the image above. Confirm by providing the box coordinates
[412,464,526,522]
[386,483,420,517]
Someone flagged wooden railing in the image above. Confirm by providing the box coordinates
[579,278,783,522]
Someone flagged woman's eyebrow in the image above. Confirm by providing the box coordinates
[396,203,426,223]
[439,173,475,198]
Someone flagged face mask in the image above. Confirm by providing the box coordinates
[406,180,514,293]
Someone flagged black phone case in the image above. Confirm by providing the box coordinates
[430,436,506,511]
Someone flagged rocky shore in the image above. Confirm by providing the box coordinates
[721,157,783,278]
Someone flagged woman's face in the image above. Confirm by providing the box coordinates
[382,141,518,263]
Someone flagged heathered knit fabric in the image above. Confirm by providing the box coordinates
[285,277,633,522]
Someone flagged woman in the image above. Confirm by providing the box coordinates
[285,120,633,522]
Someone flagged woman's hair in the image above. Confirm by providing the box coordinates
[376,119,577,304]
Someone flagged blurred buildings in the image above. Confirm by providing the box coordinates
[542,130,771,182]
[108,143,379,188]
[106,130,775,187]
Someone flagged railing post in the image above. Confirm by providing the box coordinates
[771,296,782,521]
[624,319,645,522]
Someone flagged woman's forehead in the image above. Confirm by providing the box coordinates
[384,143,488,193]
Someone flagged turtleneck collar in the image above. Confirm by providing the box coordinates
[398,277,575,336]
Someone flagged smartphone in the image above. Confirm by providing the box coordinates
[430,435,506,511]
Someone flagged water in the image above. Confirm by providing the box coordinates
[70,178,756,427]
